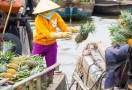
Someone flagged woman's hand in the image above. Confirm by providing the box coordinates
[50,32,72,39]
[65,27,79,33]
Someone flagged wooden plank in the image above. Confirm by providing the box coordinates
[21,84,26,90]
[82,57,91,86]
[37,77,41,90]
[0,78,9,86]
[73,72,89,90]
[97,42,111,60]
[0,85,12,90]
[120,1,132,4]
[41,74,47,87]
[83,56,96,81]
[49,71,53,84]
[95,4,118,6]
[55,66,59,71]
[47,84,58,90]
[47,73,66,90]
[76,83,82,90]
[29,80,34,90]
[82,68,88,85]
[12,63,60,89]
[90,48,106,71]
[83,56,104,89]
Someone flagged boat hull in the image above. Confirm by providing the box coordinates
[55,1,95,20]
[93,4,132,15]
[93,0,132,15]
[70,42,131,90]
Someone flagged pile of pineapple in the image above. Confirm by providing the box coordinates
[108,10,132,46]
[0,55,46,82]
[0,41,46,83]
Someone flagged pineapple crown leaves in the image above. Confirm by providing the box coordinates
[108,24,120,36]
[111,32,127,45]
[3,41,16,53]
[119,10,132,19]
[119,10,132,30]
[108,24,129,36]
[28,54,46,67]
[108,10,132,45]
[80,21,96,34]
[109,24,131,44]
[86,22,96,33]
[0,51,15,64]
[118,25,129,34]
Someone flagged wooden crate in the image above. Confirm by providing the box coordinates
[0,63,65,90]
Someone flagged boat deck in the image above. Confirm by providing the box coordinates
[69,42,111,90]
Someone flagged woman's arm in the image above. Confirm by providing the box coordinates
[35,15,51,39]
[56,12,67,32]
[56,12,79,33]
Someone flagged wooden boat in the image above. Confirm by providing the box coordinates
[93,0,132,15]
[0,63,68,90]
[52,0,95,20]
[69,42,132,90]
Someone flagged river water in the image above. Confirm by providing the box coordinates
[30,14,119,89]
[57,15,118,89]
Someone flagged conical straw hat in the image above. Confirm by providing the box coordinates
[32,0,60,14]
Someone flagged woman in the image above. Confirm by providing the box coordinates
[32,0,79,73]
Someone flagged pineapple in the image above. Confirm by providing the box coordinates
[75,33,84,44]
[75,21,96,44]
[19,65,29,71]
[15,69,30,79]
[26,60,37,68]
[108,10,132,45]
[7,63,19,70]
[0,64,7,73]
[6,69,17,75]
[127,39,132,46]
[1,73,13,80]
[2,41,16,53]
[0,51,14,64]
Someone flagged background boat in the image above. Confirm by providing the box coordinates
[93,0,132,15]
[52,0,95,21]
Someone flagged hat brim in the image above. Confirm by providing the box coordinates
[105,61,126,89]
[32,0,60,14]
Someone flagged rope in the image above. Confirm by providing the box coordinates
[86,59,101,85]
[89,71,106,90]
[2,0,13,41]
[87,69,102,89]
[69,42,100,89]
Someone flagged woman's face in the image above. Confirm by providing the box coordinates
[42,10,52,16]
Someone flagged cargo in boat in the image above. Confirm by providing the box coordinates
[52,0,95,20]
[69,41,132,90]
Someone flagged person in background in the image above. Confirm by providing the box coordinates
[32,0,79,75]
